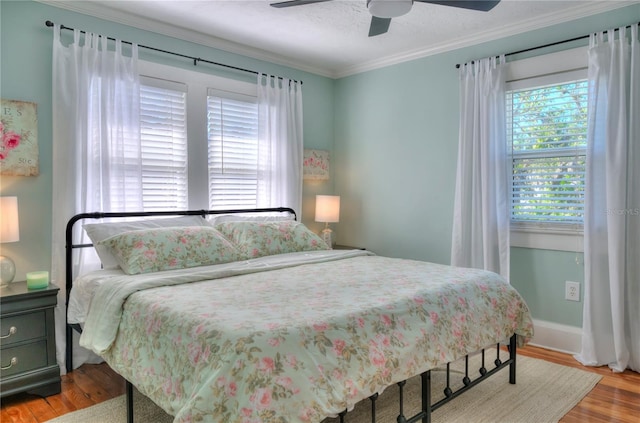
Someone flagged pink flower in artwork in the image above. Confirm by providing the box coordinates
[241,408,252,417]
[458,297,466,307]
[0,152,5,160]
[3,131,21,149]
[0,121,4,133]
[429,311,439,325]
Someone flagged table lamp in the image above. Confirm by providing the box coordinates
[0,196,20,286]
[315,195,340,248]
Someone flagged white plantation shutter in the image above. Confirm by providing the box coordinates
[207,89,259,209]
[139,77,188,210]
[506,78,588,224]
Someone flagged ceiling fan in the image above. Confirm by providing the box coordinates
[270,0,501,37]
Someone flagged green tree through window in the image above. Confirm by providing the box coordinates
[507,80,588,224]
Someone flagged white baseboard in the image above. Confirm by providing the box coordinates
[528,319,583,355]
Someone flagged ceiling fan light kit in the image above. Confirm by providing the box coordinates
[270,0,501,36]
[367,0,413,19]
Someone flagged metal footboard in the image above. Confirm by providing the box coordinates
[333,334,518,423]
[124,335,517,423]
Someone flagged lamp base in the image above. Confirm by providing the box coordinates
[0,255,16,287]
[321,227,334,249]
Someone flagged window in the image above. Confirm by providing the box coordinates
[139,78,188,211]
[207,90,259,210]
[507,79,588,225]
[505,47,588,251]
[136,61,259,211]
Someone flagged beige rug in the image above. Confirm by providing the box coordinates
[46,354,601,423]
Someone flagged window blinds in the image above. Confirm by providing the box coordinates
[139,77,188,210]
[506,80,588,223]
[207,89,259,210]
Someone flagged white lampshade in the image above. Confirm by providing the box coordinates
[367,0,413,18]
[0,196,20,243]
[315,195,340,223]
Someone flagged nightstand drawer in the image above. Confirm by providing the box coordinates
[0,311,46,347]
[0,340,48,378]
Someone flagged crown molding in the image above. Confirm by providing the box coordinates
[334,1,637,78]
[36,0,336,78]
[37,1,637,80]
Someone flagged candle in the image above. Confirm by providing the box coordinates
[26,271,49,289]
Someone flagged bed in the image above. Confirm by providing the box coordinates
[65,207,534,423]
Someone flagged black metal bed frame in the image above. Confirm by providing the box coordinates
[64,207,518,423]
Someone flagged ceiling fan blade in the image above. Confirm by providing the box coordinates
[270,0,332,8]
[415,0,500,12]
[369,16,392,37]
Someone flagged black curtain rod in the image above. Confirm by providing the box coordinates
[455,21,639,69]
[45,20,302,84]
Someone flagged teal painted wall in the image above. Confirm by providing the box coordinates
[333,4,640,328]
[2,0,638,330]
[0,0,334,282]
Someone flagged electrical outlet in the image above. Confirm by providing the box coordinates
[565,281,580,301]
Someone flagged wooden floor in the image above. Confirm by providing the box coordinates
[1,345,639,422]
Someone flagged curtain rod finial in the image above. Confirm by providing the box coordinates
[45,20,54,27]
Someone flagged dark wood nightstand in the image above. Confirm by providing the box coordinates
[0,281,61,398]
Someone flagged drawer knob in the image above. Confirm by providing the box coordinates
[0,326,17,339]
[1,357,18,370]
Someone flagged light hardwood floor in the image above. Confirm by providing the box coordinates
[1,345,639,422]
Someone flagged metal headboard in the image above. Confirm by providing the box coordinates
[64,207,296,372]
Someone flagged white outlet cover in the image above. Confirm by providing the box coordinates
[565,281,580,301]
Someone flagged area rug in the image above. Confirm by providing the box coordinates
[46,354,601,423]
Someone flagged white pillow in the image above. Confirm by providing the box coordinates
[84,215,208,269]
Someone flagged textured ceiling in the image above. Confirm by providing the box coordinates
[41,1,637,78]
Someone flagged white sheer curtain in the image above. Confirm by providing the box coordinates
[51,24,141,373]
[451,55,510,279]
[576,24,639,373]
[256,74,304,215]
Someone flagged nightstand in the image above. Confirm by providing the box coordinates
[1,281,61,398]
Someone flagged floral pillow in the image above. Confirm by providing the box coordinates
[215,220,329,259]
[98,226,242,275]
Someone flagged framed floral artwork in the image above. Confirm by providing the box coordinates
[0,99,39,176]
[303,149,330,180]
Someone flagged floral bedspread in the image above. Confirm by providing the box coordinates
[79,250,533,423]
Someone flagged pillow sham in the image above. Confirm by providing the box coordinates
[84,215,207,269]
[215,220,329,259]
[97,226,240,275]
